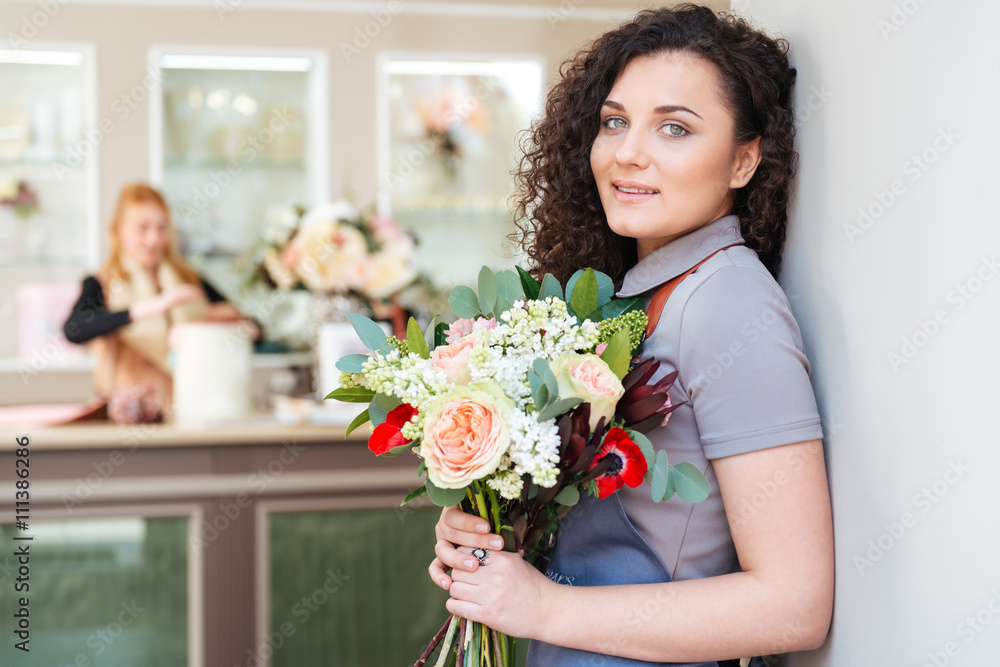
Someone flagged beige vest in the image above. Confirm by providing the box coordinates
[91,254,206,410]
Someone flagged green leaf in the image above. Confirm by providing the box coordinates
[372,392,401,414]
[325,387,375,403]
[406,317,430,359]
[425,478,468,507]
[532,383,550,412]
[346,313,387,353]
[554,485,580,506]
[569,268,599,322]
[564,269,585,305]
[369,401,388,427]
[537,397,583,422]
[478,266,499,317]
[671,462,710,503]
[335,354,368,373]
[629,430,656,469]
[595,270,615,307]
[496,270,526,305]
[516,266,540,300]
[423,315,439,352]
[538,273,563,301]
[600,328,632,379]
[345,408,371,437]
[586,296,645,322]
[433,322,449,347]
[401,485,429,505]
[531,358,559,400]
[651,449,669,502]
[417,459,427,476]
[382,442,416,457]
[449,285,481,319]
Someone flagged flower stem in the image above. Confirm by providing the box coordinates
[414,614,454,667]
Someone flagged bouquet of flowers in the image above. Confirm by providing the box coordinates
[255,199,418,300]
[328,266,710,666]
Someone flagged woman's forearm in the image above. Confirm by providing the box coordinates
[536,568,829,662]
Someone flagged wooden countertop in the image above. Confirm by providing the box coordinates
[0,413,368,451]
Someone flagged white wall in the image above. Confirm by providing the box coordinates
[745,1,1000,665]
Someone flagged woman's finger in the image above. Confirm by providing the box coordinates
[434,538,480,573]
[428,557,452,590]
[435,506,504,551]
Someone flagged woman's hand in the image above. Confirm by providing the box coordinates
[428,506,504,590]
[130,285,206,321]
[446,548,555,640]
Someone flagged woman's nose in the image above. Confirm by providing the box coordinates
[614,127,651,169]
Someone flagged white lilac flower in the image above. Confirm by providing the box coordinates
[506,407,561,487]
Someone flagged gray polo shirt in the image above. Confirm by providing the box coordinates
[616,213,824,581]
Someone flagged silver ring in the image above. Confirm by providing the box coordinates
[471,547,490,566]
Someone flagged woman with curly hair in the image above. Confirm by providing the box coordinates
[429,4,833,666]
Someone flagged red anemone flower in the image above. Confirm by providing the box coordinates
[588,427,647,498]
[369,403,417,455]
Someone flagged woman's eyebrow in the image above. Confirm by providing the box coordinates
[602,99,703,120]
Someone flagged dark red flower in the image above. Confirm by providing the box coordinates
[369,403,417,455]
[588,427,647,498]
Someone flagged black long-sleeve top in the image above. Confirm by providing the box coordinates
[63,275,227,345]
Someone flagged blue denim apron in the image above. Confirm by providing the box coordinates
[526,491,766,667]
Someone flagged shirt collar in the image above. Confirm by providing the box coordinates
[617,214,745,297]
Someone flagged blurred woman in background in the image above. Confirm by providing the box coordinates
[63,183,257,421]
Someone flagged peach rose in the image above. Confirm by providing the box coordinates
[551,353,625,432]
[431,333,481,385]
[420,383,513,489]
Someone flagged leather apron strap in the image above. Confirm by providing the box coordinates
[644,244,743,340]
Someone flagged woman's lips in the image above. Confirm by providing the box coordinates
[612,182,659,203]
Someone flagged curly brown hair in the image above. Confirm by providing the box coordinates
[511,3,798,284]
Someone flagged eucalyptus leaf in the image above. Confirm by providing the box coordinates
[532,358,559,398]
[345,408,371,437]
[662,466,676,502]
[368,401,389,427]
[401,485,429,505]
[538,273,564,301]
[537,397,583,422]
[478,266,499,317]
[554,485,580,506]
[334,354,368,373]
[496,270,526,304]
[449,285,481,319]
[382,442,416,457]
[595,270,615,307]
[423,315,439,352]
[651,449,669,502]
[425,478,468,507]
[532,383,550,411]
[406,317,430,359]
[516,266,540,300]
[671,462,710,503]
[372,392,401,413]
[346,313,388,353]
[629,429,656,469]
[600,327,632,379]
[325,387,375,403]
[564,269,586,306]
[568,268,599,321]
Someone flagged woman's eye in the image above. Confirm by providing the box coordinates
[602,117,627,130]
[664,123,687,137]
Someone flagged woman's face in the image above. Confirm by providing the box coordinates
[590,51,760,260]
[119,202,170,271]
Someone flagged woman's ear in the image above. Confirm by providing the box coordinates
[730,136,763,189]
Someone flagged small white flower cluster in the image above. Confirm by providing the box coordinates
[361,349,452,434]
[467,298,601,409]
[506,406,562,488]
[487,456,524,500]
